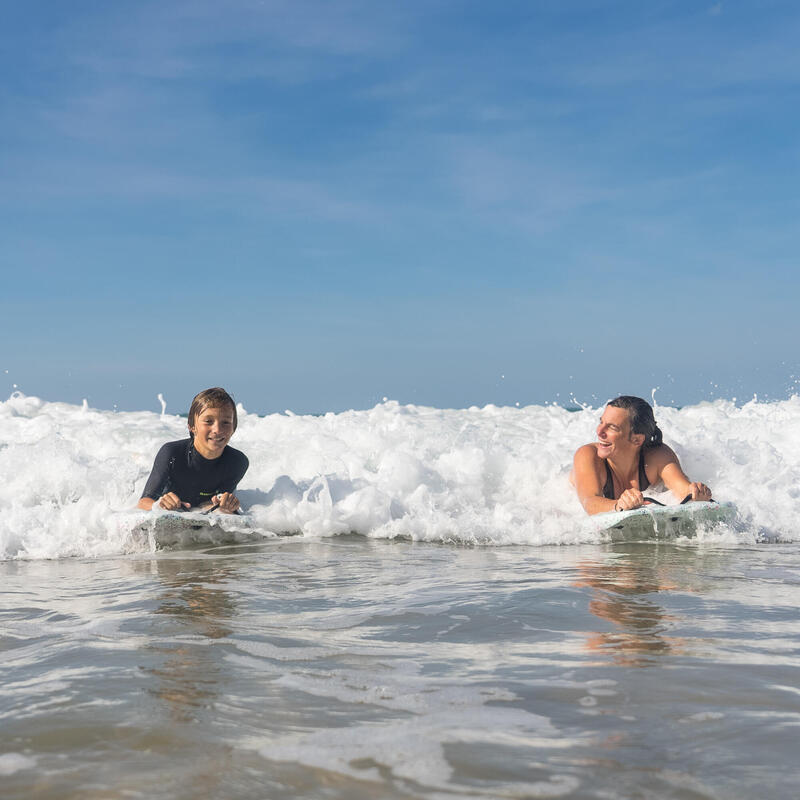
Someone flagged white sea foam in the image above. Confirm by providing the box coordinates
[0,392,796,559]
[0,753,36,776]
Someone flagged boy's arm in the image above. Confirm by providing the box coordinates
[139,445,190,510]
[138,492,190,511]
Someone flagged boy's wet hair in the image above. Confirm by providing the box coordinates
[607,395,663,449]
[188,387,238,433]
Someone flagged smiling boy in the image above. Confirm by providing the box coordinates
[138,387,249,514]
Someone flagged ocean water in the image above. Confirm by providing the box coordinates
[2,394,800,798]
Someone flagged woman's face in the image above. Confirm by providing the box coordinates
[596,406,641,460]
[189,403,236,459]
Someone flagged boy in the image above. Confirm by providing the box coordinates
[138,387,248,514]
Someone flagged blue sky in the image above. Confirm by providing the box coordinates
[2,0,799,414]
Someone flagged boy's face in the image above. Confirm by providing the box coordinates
[189,402,236,459]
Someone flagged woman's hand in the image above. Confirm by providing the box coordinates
[686,482,712,501]
[158,492,190,511]
[614,489,645,512]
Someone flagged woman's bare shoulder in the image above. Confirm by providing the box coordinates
[573,443,601,465]
[574,442,599,457]
[644,443,678,466]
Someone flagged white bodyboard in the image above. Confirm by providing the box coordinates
[123,510,262,550]
[590,501,736,542]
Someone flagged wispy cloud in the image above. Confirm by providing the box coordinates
[49,0,414,83]
[443,140,614,234]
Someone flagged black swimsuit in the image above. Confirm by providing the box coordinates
[602,450,650,500]
[141,438,249,507]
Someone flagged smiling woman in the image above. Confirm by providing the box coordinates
[571,395,712,515]
[137,387,249,514]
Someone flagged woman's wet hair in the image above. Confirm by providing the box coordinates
[188,387,238,434]
[607,395,663,449]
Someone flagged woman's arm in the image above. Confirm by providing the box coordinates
[653,446,712,502]
[573,445,635,515]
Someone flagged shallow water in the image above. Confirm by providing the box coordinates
[3,537,799,799]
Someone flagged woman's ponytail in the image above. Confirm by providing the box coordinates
[608,395,662,450]
[650,424,663,448]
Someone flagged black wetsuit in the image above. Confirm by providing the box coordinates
[602,451,650,500]
[141,438,249,508]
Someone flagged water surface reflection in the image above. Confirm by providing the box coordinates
[574,548,686,666]
[143,558,239,723]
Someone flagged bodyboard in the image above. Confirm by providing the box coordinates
[125,510,262,550]
[590,501,736,542]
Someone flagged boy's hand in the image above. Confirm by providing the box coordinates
[215,492,240,514]
[158,492,190,511]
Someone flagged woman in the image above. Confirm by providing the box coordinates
[572,395,711,515]
[138,387,249,514]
